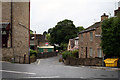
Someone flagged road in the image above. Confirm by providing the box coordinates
[0,55,120,80]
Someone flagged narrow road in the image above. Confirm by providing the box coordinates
[1,55,120,80]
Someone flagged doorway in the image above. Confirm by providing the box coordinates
[86,47,87,58]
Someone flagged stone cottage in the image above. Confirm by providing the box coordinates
[0,0,30,63]
[67,39,74,51]
[78,22,103,58]
[67,37,79,51]
[78,3,120,59]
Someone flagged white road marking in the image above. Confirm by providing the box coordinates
[37,60,41,65]
[64,66,79,69]
[0,70,36,75]
[0,61,10,63]
[24,76,60,78]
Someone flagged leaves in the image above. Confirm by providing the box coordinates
[49,20,77,44]
[45,19,84,50]
[101,17,120,57]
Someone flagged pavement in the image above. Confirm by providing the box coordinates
[0,55,120,80]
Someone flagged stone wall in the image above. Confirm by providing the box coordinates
[1,2,30,63]
[37,52,57,59]
[2,48,13,61]
[65,57,103,66]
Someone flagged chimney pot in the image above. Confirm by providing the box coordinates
[101,13,108,21]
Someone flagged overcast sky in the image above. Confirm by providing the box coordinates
[30,0,120,34]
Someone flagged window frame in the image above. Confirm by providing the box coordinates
[89,47,93,57]
[90,32,93,41]
[97,48,102,58]
[81,34,83,41]
[0,23,11,48]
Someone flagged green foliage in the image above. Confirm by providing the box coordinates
[30,49,38,57]
[30,30,33,34]
[62,51,72,59]
[30,54,36,58]
[62,50,79,59]
[49,19,78,45]
[45,19,84,51]
[71,50,79,58]
[60,43,68,51]
[77,26,84,32]
[43,31,47,35]
[101,17,120,57]
[48,28,53,33]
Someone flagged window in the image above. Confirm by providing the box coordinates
[75,40,78,46]
[81,34,83,41]
[0,22,11,48]
[90,32,93,41]
[97,48,102,57]
[90,48,93,57]
[81,47,83,54]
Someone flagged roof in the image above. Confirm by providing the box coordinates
[30,34,46,42]
[74,37,79,40]
[38,46,54,48]
[0,22,10,28]
[79,22,101,34]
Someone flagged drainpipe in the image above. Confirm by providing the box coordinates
[11,0,15,62]
[11,0,13,48]
[28,0,30,64]
[34,31,36,50]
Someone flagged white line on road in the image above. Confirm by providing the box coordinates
[0,70,36,75]
[37,59,41,65]
[24,76,60,78]
[64,66,79,69]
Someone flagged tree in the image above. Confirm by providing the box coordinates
[50,19,78,46]
[48,28,53,34]
[101,17,120,57]
[77,26,84,32]
[43,31,47,35]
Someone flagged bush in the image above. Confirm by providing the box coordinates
[62,51,71,59]
[71,50,79,58]
[30,49,38,57]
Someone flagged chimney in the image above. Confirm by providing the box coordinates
[101,13,108,21]
[114,1,120,16]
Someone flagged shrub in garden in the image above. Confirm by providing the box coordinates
[30,49,38,57]
[62,51,71,59]
[71,50,79,58]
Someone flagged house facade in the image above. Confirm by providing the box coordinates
[73,37,79,50]
[78,4,120,59]
[67,37,79,51]
[0,1,30,63]
[67,39,74,51]
[78,14,108,58]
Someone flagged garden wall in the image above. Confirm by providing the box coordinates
[64,57,103,66]
[37,52,57,59]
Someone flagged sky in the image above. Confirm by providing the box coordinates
[30,0,120,34]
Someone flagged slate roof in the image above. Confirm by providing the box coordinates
[79,22,101,34]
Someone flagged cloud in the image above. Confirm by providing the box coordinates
[30,0,118,34]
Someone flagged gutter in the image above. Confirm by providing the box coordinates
[11,0,13,47]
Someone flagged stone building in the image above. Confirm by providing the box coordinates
[0,1,30,63]
[67,37,79,51]
[78,21,103,58]
[67,39,74,51]
[78,3,120,58]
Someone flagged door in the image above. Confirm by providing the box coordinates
[86,47,87,58]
